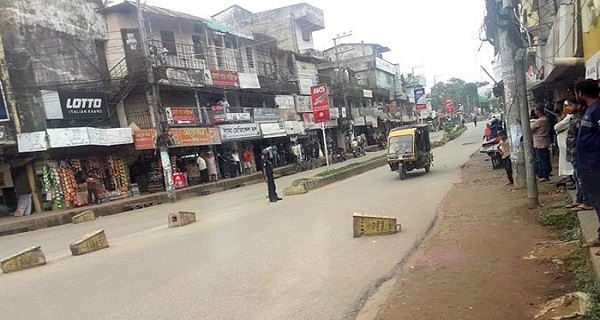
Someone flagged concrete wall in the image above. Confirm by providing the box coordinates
[2,0,108,132]
[105,11,139,75]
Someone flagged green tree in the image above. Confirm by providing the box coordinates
[430,77,489,113]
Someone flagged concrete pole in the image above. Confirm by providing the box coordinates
[333,34,352,145]
[497,0,526,187]
[515,48,539,207]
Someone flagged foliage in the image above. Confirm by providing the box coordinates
[430,77,491,113]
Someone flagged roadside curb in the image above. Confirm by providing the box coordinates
[571,190,600,286]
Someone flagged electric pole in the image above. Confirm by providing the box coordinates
[136,0,177,201]
[333,32,352,141]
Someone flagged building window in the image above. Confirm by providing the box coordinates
[301,29,311,42]
[192,35,204,59]
[213,34,223,47]
[193,23,204,34]
[246,47,254,68]
[224,36,237,49]
[160,31,177,55]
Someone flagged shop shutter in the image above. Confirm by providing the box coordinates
[124,94,153,129]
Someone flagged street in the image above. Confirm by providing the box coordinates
[0,126,480,320]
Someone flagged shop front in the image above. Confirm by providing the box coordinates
[218,123,264,172]
[18,127,135,211]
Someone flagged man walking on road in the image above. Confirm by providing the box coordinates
[574,79,600,249]
[262,150,282,203]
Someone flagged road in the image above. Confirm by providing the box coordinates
[0,125,481,320]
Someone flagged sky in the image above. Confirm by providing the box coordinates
[138,0,496,88]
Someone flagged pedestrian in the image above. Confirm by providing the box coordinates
[86,171,100,205]
[473,116,478,127]
[197,153,208,184]
[530,105,551,182]
[554,100,575,180]
[231,149,241,177]
[573,79,600,249]
[564,97,594,212]
[262,149,282,203]
[483,123,492,141]
[498,130,513,185]
[242,149,252,175]
[205,151,218,182]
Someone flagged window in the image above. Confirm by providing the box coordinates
[224,36,237,49]
[246,47,254,68]
[192,35,204,59]
[213,34,223,47]
[160,31,177,55]
[301,28,311,42]
[193,23,204,34]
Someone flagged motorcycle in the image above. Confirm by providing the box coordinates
[352,145,366,158]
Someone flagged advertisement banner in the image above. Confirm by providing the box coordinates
[295,95,312,113]
[253,108,281,122]
[225,113,252,122]
[284,121,306,135]
[171,128,221,146]
[219,123,261,141]
[210,103,227,124]
[17,131,48,153]
[259,122,287,138]
[444,98,455,114]
[329,107,340,120]
[353,115,366,126]
[303,113,337,130]
[310,83,330,124]
[238,73,261,89]
[413,88,425,104]
[416,104,427,111]
[275,95,295,109]
[59,91,109,119]
[206,70,239,87]
[47,128,91,148]
[363,90,373,98]
[166,107,196,125]
[134,129,157,150]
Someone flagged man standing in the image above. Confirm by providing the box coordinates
[498,130,513,185]
[231,149,241,177]
[262,150,282,203]
[530,105,551,182]
[242,149,252,175]
[86,171,100,205]
[197,154,208,184]
[573,79,600,248]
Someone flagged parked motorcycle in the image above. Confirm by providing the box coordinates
[352,146,366,158]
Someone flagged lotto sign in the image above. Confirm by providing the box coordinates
[310,83,330,124]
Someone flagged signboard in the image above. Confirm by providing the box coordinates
[416,104,427,111]
[166,107,196,125]
[585,51,600,79]
[47,128,91,148]
[134,129,157,150]
[225,113,252,122]
[303,113,337,130]
[375,57,396,74]
[284,121,306,135]
[310,83,330,124]
[353,115,366,126]
[329,107,340,120]
[253,108,280,122]
[205,70,239,87]
[444,98,455,114]
[17,131,48,153]
[171,128,221,146]
[59,91,108,119]
[106,128,134,145]
[0,80,9,121]
[295,95,312,113]
[275,95,295,109]
[363,90,373,98]
[219,123,261,141]
[260,122,287,138]
[238,73,261,89]
[413,88,425,103]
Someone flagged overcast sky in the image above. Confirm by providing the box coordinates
[140,0,496,88]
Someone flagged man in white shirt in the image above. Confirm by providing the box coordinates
[197,155,208,183]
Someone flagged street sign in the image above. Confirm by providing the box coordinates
[310,83,330,124]
[353,213,400,237]
[444,98,455,114]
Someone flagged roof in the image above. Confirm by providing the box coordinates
[388,124,429,136]
[211,4,252,18]
[324,42,391,54]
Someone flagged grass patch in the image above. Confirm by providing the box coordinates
[539,205,578,229]
[571,232,600,319]
[315,156,386,178]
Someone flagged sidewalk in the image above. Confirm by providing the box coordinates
[574,190,600,284]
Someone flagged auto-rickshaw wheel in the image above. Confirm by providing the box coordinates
[399,164,407,180]
[425,164,431,173]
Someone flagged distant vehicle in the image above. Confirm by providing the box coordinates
[386,125,433,180]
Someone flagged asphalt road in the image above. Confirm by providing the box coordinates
[0,125,481,320]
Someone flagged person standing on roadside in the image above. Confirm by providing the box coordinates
[498,130,513,185]
[242,149,252,175]
[574,79,600,249]
[262,149,282,203]
[86,171,100,205]
[197,154,208,184]
[530,105,552,182]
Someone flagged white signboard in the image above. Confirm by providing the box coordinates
[295,95,312,113]
[226,113,252,122]
[85,128,134,146]
[363,90,373,98]
[260,122,287,138]
[17,131,48,153]
[330,107,340,120]
[238,73,261,89]
[47,128,90,148]
[284,121,306,135]
[586,51,600,79]
[375,57,396,75]
[219,123,261,141]
[275,95,295,109]
[353,115,366,126]
[87,127,109,145]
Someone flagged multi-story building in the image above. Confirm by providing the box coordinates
[582,0,600,79]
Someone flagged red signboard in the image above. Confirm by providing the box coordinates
[171,128,221,146]
[210,70,239,87]
[444,98,455,114]
[134,129,157,150]
[310,83,330,124]
[416,103,427,111]
[167,107,196,125]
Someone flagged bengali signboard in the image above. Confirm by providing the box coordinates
[171,128,221,146]
[284,121,306,135]
[47,128,91,148]
[275,95,295,109]
[253,108,281,122]
[166,107,196,125]
[238,73,261,89]
[259,122,287,138]
[17,131,48,153]
[295,95,312,113]
[219,123,261,141]
[134,129,157,150]
[205,70,239,87]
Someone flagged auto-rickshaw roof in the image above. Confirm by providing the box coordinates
[388,124,429,137]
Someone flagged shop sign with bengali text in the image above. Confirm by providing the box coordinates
[219,123,261,141]
[275,95,295,109]
[166,107,196,125]
[134,129,158,150]
[295,95,312,113]
[253,108,280,122]
[206,70,239,87]
[259,122,287,139]
[171,128,221,146]
[310,83,330,124]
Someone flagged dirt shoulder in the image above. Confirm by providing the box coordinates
[370,153,576,320]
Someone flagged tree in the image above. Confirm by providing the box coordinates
[430,77,490,113]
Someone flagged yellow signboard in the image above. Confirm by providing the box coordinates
[353,213,400,238]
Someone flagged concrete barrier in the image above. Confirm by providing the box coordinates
[168,211,196,228]
[70,230,109,256]
[353,213,400,238]
[71,210,96,224]
[1,246,47,273]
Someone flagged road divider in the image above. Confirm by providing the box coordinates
[70,229,109,256]
[353,213,400,237]
[71,210,96,224]
[1,246,47,273]
[168,211,197,228]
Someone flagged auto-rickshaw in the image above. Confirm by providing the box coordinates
[386,125,433,180]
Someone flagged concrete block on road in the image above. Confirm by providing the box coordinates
[70,230,109,256]
[72,210,96,224]
[168,211,196,228]
[353,213,400,238]
[1,246,47,273]
[283,184,308,196]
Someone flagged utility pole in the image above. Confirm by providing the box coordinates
[136,0,177,201]
[333,32,352,141]
[497,0,538,204]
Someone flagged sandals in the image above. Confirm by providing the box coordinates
[570,205,595,212]
[565,203,580,209]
